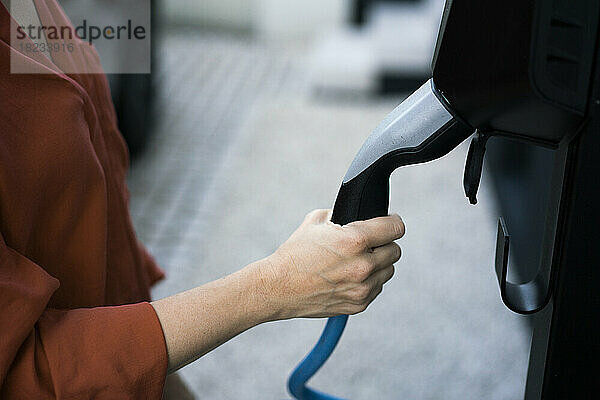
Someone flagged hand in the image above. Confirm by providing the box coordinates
[260,209,405,319]
[153,209,404,372]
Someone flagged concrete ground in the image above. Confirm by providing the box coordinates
[127,32,530,400]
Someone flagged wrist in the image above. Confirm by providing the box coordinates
[241,254,287,323]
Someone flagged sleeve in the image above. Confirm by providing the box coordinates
[0,235,168,399]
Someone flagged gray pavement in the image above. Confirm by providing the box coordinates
[127,31,530,400]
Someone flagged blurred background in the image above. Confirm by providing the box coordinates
[58,0,549,398]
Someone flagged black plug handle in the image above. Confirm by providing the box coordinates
[332,118,473,225]
[291,79,472,400]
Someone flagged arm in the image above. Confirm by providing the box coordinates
[0,210,403,397]
[152,209,405,373]
[0,241,167,399]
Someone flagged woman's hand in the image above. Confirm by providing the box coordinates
[257,209,405,319]
[153,209,405,373]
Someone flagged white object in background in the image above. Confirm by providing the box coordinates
[309,0,445,94]
[255,0,349,40]
[163,0,254,31]
[309,27,378,94]
[371,0,445,75]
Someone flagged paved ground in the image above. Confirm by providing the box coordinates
[127,31,530,400]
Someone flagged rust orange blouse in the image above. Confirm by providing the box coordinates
[0,1,168,398]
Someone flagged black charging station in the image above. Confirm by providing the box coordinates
[290,1,600,398]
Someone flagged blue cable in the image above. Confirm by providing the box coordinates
[287,315,349,400]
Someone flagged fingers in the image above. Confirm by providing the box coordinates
[346,265,395,314]
[364,264,395,288]
[368,242,401,272]
[346,214,405,248]
[349,242,399,284]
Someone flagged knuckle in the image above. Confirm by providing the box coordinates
[305,209,322,222]
[351,260,373,281]
[344,227,368,252]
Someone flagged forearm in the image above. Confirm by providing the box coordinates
[151,259,280,373]
[150,211,404,374]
